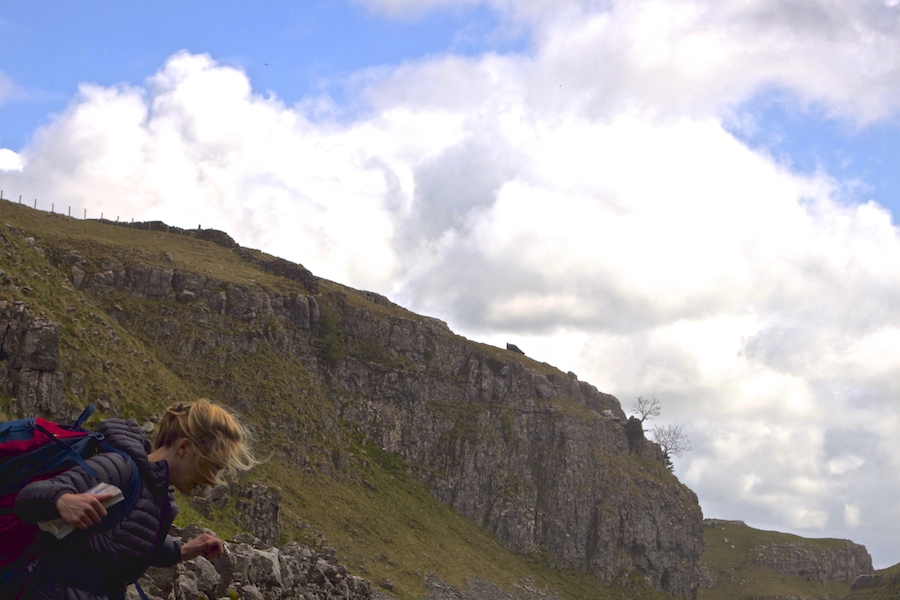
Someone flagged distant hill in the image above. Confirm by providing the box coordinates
[699,519,872,600]
[843,562,900,599]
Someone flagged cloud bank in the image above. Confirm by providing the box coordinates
[4,0,900,566]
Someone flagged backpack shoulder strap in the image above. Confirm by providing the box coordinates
[96,439,143,517]
[71,405,95,429]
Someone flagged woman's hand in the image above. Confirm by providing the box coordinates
[181,533,225,561]
[55,492,116,529]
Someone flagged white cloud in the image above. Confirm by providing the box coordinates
[845,503,862,527]
[828,454,865,476]
[3,52,402,289]
[363,0,900,123]
[5,0,900,567]
[0,149,23,171]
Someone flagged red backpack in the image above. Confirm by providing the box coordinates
[0,405,140,600]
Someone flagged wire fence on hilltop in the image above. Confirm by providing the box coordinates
[0,188,204,234]
[0,188,321,293]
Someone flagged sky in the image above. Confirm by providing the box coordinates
[3,0,900,570]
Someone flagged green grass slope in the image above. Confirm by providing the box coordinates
[0,200,671,600]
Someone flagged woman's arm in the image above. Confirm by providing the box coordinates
[54,490,119,529]
[180,533,224,561]
[14,452,132,525]
[151,533,225,567]
[151,535,184,567]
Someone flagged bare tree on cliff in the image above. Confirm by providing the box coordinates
[629,396,691,470]
[632,395,661,423]
[652,424,692,470]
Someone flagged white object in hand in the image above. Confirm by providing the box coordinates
[38,482,124,539]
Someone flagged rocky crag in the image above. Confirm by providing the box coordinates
[1,207,704,597]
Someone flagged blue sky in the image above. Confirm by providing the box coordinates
[0,1,518,147]
[4,2,899,216]
[4,0,900,572]
[729,91,900,218]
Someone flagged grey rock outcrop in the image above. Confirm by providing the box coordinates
[0,300,68,418]
[131,529,571,600]
[69,256,320,334]
[130,525,372,600]
[748,539,872,582]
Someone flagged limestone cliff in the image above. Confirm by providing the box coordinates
[0,209,702,598]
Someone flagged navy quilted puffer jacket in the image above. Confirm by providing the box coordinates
[14,419,181,600]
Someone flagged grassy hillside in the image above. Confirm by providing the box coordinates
[699,520,855,600]
[0,200,671,600]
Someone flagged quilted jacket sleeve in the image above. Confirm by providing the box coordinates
[14,452,133,524]
[152,535,183,567]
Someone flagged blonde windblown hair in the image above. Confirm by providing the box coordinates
[154,399,258,485]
